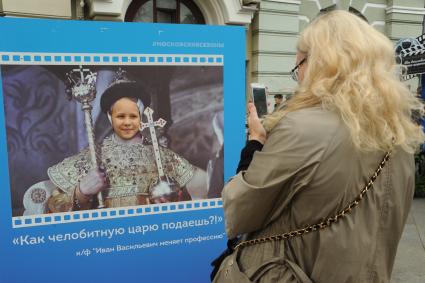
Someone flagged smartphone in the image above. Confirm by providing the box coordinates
[251,83,268,118]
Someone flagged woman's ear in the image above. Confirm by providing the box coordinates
[107,112,112,124]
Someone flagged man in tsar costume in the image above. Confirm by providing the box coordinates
[23,72,207,214]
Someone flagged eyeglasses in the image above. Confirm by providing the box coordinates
[290,58,306,81]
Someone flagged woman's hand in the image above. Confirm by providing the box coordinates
[247,103,267,144]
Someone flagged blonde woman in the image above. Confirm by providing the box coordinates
[213,10,424,283]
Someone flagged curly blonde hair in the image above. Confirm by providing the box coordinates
[265,10,424,153]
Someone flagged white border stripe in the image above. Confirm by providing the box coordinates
[0,52,224,66]
[12,199,223,228]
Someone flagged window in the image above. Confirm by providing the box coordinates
[125,0,205,24]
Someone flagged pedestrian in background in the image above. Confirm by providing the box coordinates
[273,93,283,111]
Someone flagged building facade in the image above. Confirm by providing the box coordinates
[1,0,424,109]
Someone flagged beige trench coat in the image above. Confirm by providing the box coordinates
[217,106,415,283]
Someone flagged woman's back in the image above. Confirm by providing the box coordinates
[216,10,423,283]
[224,106,414,282]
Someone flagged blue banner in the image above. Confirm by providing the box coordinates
[0,18,245,283]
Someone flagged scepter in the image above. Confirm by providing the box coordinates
[140,107,167,180]
[65,65,105,208]
[140,107,178,200]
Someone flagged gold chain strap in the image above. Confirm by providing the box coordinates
[234,150,392,251]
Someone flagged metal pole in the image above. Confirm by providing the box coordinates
[82,103,104,208]
[66,66,104,208]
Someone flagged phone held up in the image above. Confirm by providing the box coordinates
[250,83,268,118]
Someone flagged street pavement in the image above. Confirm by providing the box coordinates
[392,198,425,282]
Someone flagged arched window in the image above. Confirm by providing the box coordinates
[125,0,205,24]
